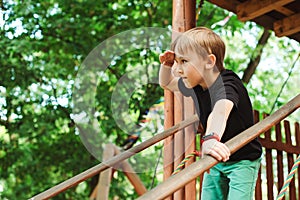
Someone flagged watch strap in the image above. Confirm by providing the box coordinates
[201,132,220,145]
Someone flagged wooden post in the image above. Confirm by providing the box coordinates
[264,114,274,200]
[97,144,115,200]
[295,122,300,200]
[184,96,196,200]
[163,0,196,199]
[173,92,184,199]
[163,90,174,200]
[113,146,147,196]
[90,144,147,200]
[284,121,297,199]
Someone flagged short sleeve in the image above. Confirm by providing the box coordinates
[210,76,239,108]
[224,81,239,107]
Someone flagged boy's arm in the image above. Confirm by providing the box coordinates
[202,99,233,162]
[159,51,179,91]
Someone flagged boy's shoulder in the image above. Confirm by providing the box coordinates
[221,69,240,79]
[220,70,244,85]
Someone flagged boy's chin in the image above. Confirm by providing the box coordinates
[184,83,193,89]
[183,79,193,88]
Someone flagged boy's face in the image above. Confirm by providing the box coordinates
[173,48,208,89]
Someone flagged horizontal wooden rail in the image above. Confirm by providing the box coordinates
[259,137,300,154]
[137,93,300,200]
[30,114,199,200]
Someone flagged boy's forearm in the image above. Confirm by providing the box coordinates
[159,64,173,88]
[205,99,234,139]
[205,112,227,139]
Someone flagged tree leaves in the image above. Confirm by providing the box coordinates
[1,0,299,199]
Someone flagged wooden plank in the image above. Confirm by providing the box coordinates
[207,0,238,13]
[263,113,274,200]
[236,0,295,22]
[171,1,196,199]
[137,94,300,200]
[295,122,300,200]
[275,123,284,192]
[97,144,115,200]
[253,110,260,124]
[163,89,174,200]
[274,13,300,37]
[255,167,263,200]
[284,120,296,199]
[254,110,262,200]
[181,2,196,198]
[275,6,295,16]
[183,0,196,32]
[173,92,184,200]
[113,146,147,196]
[183,96,196,200]
[259,138,300,154]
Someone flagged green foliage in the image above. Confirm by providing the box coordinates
[0,0,299,199]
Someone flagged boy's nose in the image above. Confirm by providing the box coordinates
[177,65,183,74]
[173,65,183,77]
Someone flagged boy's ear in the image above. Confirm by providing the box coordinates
[205,54,216,69]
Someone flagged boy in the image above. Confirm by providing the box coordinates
[159,27,262,199]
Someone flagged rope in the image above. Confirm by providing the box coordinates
[276,154,300,200]
[270,53,300,113]
[172,150,202,175]
[150,147,163,189]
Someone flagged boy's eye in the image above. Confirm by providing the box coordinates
[182,59,188,63]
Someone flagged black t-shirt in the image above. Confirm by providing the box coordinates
[178,69,262,161]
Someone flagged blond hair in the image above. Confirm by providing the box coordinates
[171,27,225,72]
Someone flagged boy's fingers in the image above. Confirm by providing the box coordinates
[159,51,175,64]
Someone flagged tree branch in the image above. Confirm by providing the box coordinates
[242,28,271,84]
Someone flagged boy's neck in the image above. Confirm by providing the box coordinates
[201,70,221,90]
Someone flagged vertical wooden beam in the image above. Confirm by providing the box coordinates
[254,110,262,200]
[173,92,184,199]
[295,122,300,200]
[184,96,196,200]
[275,122,284,193]
[284,121,296,199]
[97,144,115,200]
[163,90,174,200]
[172,3,185,199]
[263,113,274,200]
[113,146,147,196]
[166,0,196,199]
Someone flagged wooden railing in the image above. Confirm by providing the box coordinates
[30,94,300,200]
[255,111,300,200]
[137,94,300,200]
[30,115,199,199]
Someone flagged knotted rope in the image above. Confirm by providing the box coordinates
[172,150,202,175]
[276,154,300,200]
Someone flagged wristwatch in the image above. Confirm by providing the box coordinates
[201,132,220,145]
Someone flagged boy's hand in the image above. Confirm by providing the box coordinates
[159,50,175,67]
[202,140,230,162]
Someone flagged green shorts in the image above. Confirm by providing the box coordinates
[201,157,261,200]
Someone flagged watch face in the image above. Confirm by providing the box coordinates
[201,132,220,144]
[203,132,214,139]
